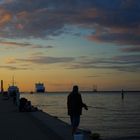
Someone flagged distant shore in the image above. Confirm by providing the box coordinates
[81,90,140,93]
[20,90,140,94]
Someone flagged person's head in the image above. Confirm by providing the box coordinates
[72,85,79,93]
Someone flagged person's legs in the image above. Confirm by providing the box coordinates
[13,96,16,104]
[70,115,80,134]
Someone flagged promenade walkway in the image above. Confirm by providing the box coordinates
[0,95,63,140]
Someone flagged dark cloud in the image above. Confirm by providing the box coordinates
[70,63,140,72]
[0,40,54,49]
[31,45,54,49]
[17,56,75,64]
[2,53,140,72]
[0,0,139,47]
[0,40,30,47]
[113,55,140,63]
[88,32,140,46]
[87,75,101,78]
[121,46,140,52]
[0,65,28,70]
[69,54,140,72]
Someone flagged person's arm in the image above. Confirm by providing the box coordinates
[79,94,88,110]
[82,103,88,110]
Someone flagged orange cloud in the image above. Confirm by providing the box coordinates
[108,26,140,36]
[16,23,24,30]
[0,41,30,47]
[0,8,12,26]
[16,11,31,30]
[87,34,101,43]
[4,57,16,64]
[83,8,100,18]
[17,11,29,18]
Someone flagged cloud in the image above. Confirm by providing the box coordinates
[0,40,54,49]
[4,57,16,64]
[2,53,139,72]
[0,7,12,26]
[86,75,101,78]
[121,46,140,52]
[113,55,140,63]
[69,54,140,72]
[87,32,140,46]
[17,56,75,64]
[0,65,28,70]
[31,45,54,49]
[1,55,75,70]
[0,40,30,47]
[0,0,139,47]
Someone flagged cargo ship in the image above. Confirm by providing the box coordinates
[35,82,45,93]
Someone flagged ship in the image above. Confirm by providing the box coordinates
[93,84,97,92]
[8,77,19,97]
[35,82,45,93]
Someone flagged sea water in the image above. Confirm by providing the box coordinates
[21,92,140,139]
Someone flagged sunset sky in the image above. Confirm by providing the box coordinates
[0,0,140,92]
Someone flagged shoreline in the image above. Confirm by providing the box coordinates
[29,110,92,140]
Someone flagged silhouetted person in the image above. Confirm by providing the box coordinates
[67,85,88,134]
[121,89,124,100]
[16,91,20,106]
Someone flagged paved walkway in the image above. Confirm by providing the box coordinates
[0,95,63,140]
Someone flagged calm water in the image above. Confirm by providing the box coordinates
[21,92,140,139]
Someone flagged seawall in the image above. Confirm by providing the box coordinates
[29,110,92,140]
[0,94,92,140]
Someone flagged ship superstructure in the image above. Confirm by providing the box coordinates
[35,82,45,93]
[8,77,19,96]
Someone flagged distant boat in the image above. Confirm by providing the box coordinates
[8,85,19,96]
[30,91,34,94]
[8,77,19,96]
[35,82,45,93]
[93,85,97,92]
[93,88,97,92]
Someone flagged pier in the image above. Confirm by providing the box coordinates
[0,94,92,140]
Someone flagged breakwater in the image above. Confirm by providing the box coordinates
[0,94,92,140]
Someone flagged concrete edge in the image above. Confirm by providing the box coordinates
[27,110,93,140]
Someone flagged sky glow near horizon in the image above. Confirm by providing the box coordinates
[0,0,140,92]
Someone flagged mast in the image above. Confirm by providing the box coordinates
[93,84,97,92]
[12,76,14,86]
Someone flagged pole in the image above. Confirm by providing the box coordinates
[1,80,4,94]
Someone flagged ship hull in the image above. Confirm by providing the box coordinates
[36,89,45,93]
[8,86,19,96]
